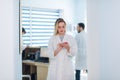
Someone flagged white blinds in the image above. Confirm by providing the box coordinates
[22,7,62,46]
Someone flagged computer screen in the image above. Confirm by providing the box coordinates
[22,47,40,60]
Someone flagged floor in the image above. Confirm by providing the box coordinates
[81,72,88,80]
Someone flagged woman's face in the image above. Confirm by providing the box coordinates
[57,22,66,35]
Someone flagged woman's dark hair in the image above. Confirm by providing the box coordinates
[55,18,66,26]
[22,27,26,33]
[78,23,85,30]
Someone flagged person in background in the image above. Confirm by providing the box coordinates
[75,23,87,80]
[47,18,77,80]
[22,27,29,50]
[22,27,29,60]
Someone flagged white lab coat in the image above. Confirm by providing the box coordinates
[21,38,27,51]
[75,31,87,70]
[47,34,77,80]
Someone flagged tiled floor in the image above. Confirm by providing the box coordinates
[81,72,88,80]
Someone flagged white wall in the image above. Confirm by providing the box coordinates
[0,0,21,80]
[74,0,87,24]
[87,1,101,79]
[87,0,120,80]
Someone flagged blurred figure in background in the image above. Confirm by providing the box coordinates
[75,23,87,80]
[22,27,29,60]
[22,27,29,50]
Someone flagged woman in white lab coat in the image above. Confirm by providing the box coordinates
[47,18,77,80]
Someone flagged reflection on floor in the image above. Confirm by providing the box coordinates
[81,72,88,80]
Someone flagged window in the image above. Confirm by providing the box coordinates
[22,7,62,46]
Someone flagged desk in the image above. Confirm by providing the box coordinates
[22,60,49,80]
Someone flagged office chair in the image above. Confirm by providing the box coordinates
[22,74,31,80]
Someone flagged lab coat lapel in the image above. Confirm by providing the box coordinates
[56,34,66,43]
[62,34,68,43]
[56,35,62,43]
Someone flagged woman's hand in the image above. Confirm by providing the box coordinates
[54,43,63,56]
[62,42,70,53]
